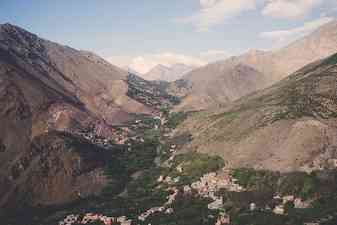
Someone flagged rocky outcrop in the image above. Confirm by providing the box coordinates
[2,132,111,209]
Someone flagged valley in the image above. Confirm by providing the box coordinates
[1,19,337,225]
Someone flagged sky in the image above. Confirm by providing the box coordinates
[1,0,337,74]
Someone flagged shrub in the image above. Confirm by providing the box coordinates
[166,152,225,185]
[278,172,318,199]
[231,168,278,190]
[166,112,188,129]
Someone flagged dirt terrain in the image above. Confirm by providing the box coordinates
[175,53,337,172]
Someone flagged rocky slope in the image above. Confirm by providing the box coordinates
[0,23,158,210]
[172,20,337,111]
[172,64,269,111]
[174,53,337,172]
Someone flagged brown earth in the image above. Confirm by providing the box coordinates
[174,53,337,172]
[0,23,153,209]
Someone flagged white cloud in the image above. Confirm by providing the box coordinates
[111,52,207,74]
[106,55,134,68]
[260,17,334,47]
[177,0,329,31]
[200,49,228,57]
[262,0,323,19]
[107,50,232,74]
[177,0,258,31]
[199,49,230,62]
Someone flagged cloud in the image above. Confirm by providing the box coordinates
[262,0,323,19]
[200,49,228,57]
[260,17,334,47]
[106,55,134,68]
[199,49,230,62]
[177,0,329,31]
[112,52,207,74]
[177,0,258,31]
[107,50,232,74]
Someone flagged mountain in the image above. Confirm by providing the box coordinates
[142,63,195,82]
[172,20,337,111]
[174,53,337,172]
[0,23,157,209]
[172,63,270,111]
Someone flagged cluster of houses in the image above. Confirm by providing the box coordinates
[215,213,231,225]
[191,170,244,196]
[156,167,242,225]
[272,195,311,215]
[58,213,132,225]
[186,169,245,210]
[77,130,116,148]
[138,188,178,221]
[75,116,161,149]
[59,187,179,225]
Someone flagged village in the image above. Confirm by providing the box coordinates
[58,213,132,225]
[57,154,319,225]
[56,98,318,225]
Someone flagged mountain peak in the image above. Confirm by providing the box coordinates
[155,64,170,69]
[0,23,28,34]
[136,63,195,82]
[0,22,40,47]
[0,22,15,29]
[316,19,337,30]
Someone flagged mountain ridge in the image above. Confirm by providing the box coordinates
[0,23,166,209]
[172,20,337,111]
[174,52,337,172]
[139,63,195,82]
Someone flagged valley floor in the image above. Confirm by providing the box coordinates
[2,110,337,225]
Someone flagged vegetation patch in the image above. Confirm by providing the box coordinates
[142,194,218,225]
[321,53,337,67]
[165,152,225,185]
[166,112,188,129]
[231,211,295,225]
[278,172,319,200]
[125,168,169,214]
[231,168,279,191]
[231,168,324,200]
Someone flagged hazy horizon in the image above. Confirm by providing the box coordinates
[1,0,337,73]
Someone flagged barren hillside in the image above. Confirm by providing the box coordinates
[172,21,337,111]
[174,53,337,172]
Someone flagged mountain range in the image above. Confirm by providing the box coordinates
[2,20,337,225]
[0,23,162,210]
[174,52,337,172]
[171,20,337,111]
[141,63,195,82]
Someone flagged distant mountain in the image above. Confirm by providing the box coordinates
[141,63,195,82]
[172,20,337,111]
[175,52,337,172]
[0,23,153,209]
[123,66,142,76]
